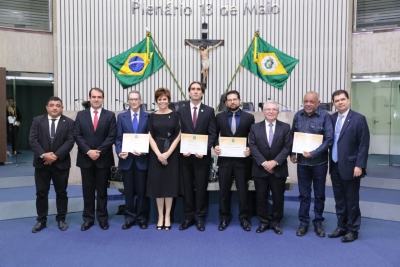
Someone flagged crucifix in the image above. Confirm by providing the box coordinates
[185,23,224,87]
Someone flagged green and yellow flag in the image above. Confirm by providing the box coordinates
[241,35,298,89]
[107,36,164,88]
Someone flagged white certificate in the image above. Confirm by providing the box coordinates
[121,133,149,153]
[292,132,323,154]
[180,134,208,155]
[219,137,247,158]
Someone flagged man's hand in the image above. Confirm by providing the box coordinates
[194,153,203,159]
[262,160,277,172]
[43,152,57,165]
[214,146,221,155]
[290,155,297,163]
[354,167,362,177]
[244,147,250,157]
[303,151,312,158]
[88,150,101,161]
[119,152,128,160]
[132,150,142,156]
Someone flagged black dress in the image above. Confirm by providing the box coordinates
[146,111,181,198]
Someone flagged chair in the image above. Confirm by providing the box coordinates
[242,102,254,112]
[319,103,333,111]
[140,103,148,111]
[218,93,227,112]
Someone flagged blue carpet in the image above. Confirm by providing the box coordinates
[367,154,400,179]
[0,150,34,177]
[0,201,399,267]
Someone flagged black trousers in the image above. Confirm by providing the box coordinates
[80,165,110,223]
[253,174,286,227]
[218,163,249,222]
[331,161,361,232]
[122,161,149,223]
[35,165,69,223]
[182,162,210,221]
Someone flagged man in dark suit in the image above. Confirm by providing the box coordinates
[74,88,117,231]
[29,96,75,233]
[328,90,370,242]
[213,90,254,231]
[115,91,149,230]
[178,81,217,231]
[249,101,292,234]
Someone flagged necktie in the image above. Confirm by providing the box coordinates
[132,113,138,133]
[332,115,344,162]
[93,110,99,131]
[193,107,197,128]
[50,119,56,145]
[268,123,274,146]
[231,113,236,135]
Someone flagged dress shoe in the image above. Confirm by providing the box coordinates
[328,228,347,238]
[58,221,68,231]
[99,221,109,230]
[341,231,358,242]
[271,225,283,235]
[218,221,229,231]
[32,222,46,233]
[256,224,270,233]
[164,225,171,231]
[296,225,308,236]
[314,226,326,237]
[179,220,194,231]
[81,221,94,231]
[196,221,205,231]
[122,221,135,230]
[240,220,251,232]
[137,221,148,229]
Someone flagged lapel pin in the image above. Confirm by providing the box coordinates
[63,120,65,122]
[168,116,170,118]
[201,110,203,112]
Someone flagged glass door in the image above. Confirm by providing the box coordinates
[389,80,400,166]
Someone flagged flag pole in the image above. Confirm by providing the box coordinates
[216,31,259,110]
[147,31,186,100]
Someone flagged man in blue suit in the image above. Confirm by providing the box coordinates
[115,91,149,230]
[328,90,370,242]
[74,88,117,231]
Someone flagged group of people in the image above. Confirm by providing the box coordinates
[28,83,370,243]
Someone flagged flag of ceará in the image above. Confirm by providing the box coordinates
[107,36,164,88]
[241,35,298,89]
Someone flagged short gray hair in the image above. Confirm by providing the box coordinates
[128,90,141,100]
[263,100,279,111]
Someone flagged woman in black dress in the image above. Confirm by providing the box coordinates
[147,88,181,230]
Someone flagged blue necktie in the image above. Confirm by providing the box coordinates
[268,123,274,146]
[332,115,344,162]
[132,113,138,133]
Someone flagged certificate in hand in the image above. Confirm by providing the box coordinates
[292,132,323,154]
[180,133,208,155]
[121,133,149,153]
[219,137,247,158]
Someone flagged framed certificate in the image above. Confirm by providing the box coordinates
[121,133,149,153]
[292,132,323,154]
[180,133,208,155]
[219,137,247,158]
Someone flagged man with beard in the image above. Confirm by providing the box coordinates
[214,90,254,231]
[290,92,333,237]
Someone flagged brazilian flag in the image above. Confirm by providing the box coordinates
[107,36,164,88]
[241,35,298,89]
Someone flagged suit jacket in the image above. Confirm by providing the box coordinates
[177,103,217,165]
[74,108,117,169]
[330,109,370,180]
[115,110,149,171]
[248,120,292,178]
[214,110,255,168]
[29,114,75,169]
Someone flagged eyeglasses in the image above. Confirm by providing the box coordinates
[129,98,140,102]
[264,108,278,112]
[226,98,239,103]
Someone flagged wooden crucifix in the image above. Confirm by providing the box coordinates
[185,23,224,87]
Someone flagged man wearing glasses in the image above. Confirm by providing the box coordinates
[213,90,255,231]
[249,101,292,235]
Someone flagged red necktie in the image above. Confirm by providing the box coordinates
[193,107,197,128]
[93,110,99,131]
